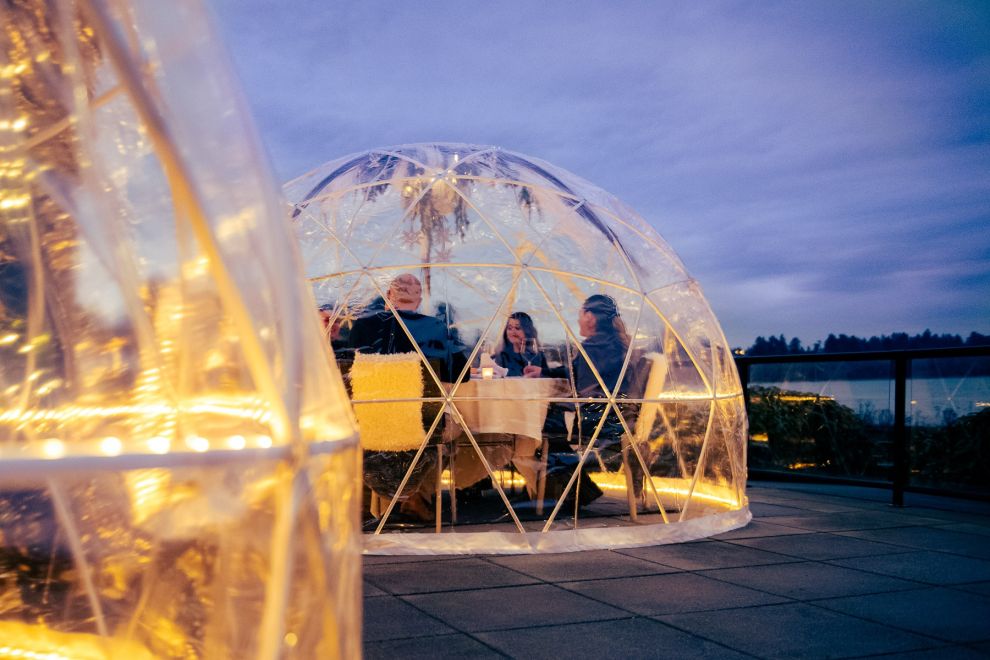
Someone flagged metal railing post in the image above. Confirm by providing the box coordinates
[891,355,909,507]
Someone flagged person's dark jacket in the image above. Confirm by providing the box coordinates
[573,332,636,398]
[494,346,551,378]
[348,309,469,382]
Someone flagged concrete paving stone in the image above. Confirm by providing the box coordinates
[364,580,388,597]
[752,487,892,509]
[907,510,990,526]
[363,554,452,565]
[828,551,990,585]
[859,646,990,659]
[364,633,504,659]
[559,571,788,615]
[748,502,814,517]
[363,596,457,642]
[489,550,678,582]
[953,581,990,598]
[836,527,990,560]
[764,510,946,532]
[476,617,752,659]
[755,498,864,513]
[765,483,893,501]
[901,496,990,518]
[970,641,990,655]
[617,539,801,570]
[402,583,627,632]
[710,519,814,540]
[935,522,990,538]
[364,557,538,595]
[813,587,990,643]
[701,561,920,600]
[657,602,936,660]
[730,532,909,560]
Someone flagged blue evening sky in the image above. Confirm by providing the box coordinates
[209,1,989,348]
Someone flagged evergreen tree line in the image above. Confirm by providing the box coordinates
[745,330,990,356]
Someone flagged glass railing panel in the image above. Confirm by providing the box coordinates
[746,360,895,482]
[907,356,990,495]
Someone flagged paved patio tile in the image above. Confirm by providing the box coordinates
[936,522,990,538]
[730,531,908,560]
[365,557,537,595]
[617,539,801,570]
[403,584,626,632]
[701,561,919,600]
[748,501,814,517]
[489,550,677,582]
[765,510,945,532]
[363,596,457,642]
[953,581,990,597]
[710,519,814,540]
[560,571,788,615]
[476,617,751,659]
[971,641,990,655]
[837,527,990,560]
[813,587,990,643]
[864,646,990,659]
[657,602,936,659]
[828,551,990,585]
[364,580,387,597]
[752,488,893,510]
[756,498,864,513]
[363,554,451,565]
[365,633,503,659]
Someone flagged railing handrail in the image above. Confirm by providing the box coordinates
[734,345,990,365]
[733,343,990,506]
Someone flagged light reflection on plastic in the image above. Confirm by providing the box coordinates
[147,436,171,454]
[588,473,740,508]
[185,435,210,452]
[41,438,65,459]
[100,436,123,456]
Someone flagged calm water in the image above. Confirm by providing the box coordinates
[749,377,990,425]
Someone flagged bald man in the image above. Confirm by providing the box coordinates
[348,273,468,381]
[348,273,469,521]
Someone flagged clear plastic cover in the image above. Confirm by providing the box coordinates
[290,143,749,554]
[0,0,360,656]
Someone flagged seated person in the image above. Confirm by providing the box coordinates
[542,295,643,505]
[349,273,469,521]
[493,312,554,378]
[449,312,560,500]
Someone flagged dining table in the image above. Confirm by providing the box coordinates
[442,376,570,516]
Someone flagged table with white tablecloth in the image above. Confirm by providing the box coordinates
[444,377,568,505]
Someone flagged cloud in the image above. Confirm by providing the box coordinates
[210,0,990,347]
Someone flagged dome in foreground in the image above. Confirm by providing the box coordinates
[0,1,360,655]
[288,143,749,554]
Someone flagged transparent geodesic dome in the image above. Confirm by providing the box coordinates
[288,143,749,554]
[0,1,360,656]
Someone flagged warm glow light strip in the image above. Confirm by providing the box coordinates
[587,473,740,508]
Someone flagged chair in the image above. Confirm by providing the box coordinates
[622,352,668,520]
[348,351,428,520]
[570,351,667,520]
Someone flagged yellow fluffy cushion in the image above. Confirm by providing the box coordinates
[349,351,425,451]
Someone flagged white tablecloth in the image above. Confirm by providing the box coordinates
[447,377,568,440]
